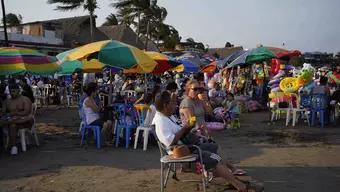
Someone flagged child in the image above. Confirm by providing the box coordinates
[222,93,240,129]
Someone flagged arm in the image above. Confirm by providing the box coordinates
[180,107,193,125]
[170,124,193,146]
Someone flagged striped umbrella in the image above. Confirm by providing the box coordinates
[56,50,106,74]
[59,40,156,73]
[0,47,58,76]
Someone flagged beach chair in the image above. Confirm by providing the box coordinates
[79,108,101,149]
[19,103,40,152]
[285,93,311,127]
[113,103,137,148]
[156,137,210,192]
[310,93,328,128]
[133,104,156,151]
[4,103,40,152]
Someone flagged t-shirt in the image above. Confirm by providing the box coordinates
[180,96,206,125]
[153,111,181,147]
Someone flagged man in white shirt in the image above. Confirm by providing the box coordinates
[153,91,254,192]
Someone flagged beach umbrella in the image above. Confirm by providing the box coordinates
[265,47,301,60]
[56,50,106,74]
[59,40,157,73]
[0,47,58,76]
[227,50,252,68]
[201,61,217,73]
[145,51,181,75]
[171,59,200,74]
[57,59,106,75]
[245,47,276,63]
[218,50,247,68]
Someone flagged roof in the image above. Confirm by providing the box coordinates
[98,25,145,49]
[208,46,244,58]
[12,15,109,48]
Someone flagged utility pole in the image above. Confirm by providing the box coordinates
[1,0,9,46]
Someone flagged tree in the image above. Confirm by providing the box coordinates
[102,13,118,26]
[47,0,98,41]
[1,13,22,26]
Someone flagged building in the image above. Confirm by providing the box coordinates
[303,52,334,67]
[207,46,244,58]
[1,16,157,55]
[98,25,159,51]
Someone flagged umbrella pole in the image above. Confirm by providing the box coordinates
[108,71,113,105]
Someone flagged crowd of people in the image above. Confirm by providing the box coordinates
[0,63,339,191]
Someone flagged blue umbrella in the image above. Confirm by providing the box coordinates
[176,59,200,74]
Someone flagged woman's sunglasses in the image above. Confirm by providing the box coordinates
[191,87,205,92]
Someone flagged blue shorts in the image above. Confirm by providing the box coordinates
[89,119,103,128]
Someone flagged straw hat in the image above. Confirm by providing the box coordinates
[169,145,193,160]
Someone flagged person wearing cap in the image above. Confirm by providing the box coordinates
[1,83,33,155]
[153,90,255,192]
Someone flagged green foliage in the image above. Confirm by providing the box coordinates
[2,13,22,26]
[102,13,118,26]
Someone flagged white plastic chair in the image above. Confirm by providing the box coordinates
[134,105,156,151]
[19,103,40,152]
[285,93,310,127]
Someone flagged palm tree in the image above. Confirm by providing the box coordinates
[47,0,98,41]
[102,13,118,26]
[2,13,22,26]
[113,0,156,44]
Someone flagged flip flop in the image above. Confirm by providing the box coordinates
[233,169,246,176]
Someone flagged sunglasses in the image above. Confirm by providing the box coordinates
[191,87,204,92]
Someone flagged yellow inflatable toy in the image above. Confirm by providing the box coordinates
[279,77,300,93]
[269,91,286,99]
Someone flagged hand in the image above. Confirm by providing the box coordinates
[198,93,208,101]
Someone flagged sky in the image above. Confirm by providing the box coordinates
[3,0,340,53]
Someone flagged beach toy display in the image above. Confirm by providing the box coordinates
[279,77,300,93]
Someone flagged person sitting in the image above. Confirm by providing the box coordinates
[153,91,253,192]
[313,76,330,96]
[1,83,33,155]
[180,80,212,137]
[222,93,241,128]
[82,82,112,146]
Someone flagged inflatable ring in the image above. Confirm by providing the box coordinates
[279,77,299,93]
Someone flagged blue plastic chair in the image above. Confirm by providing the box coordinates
[112,103,137,148]
[80,109,102,149]
[310,93,328,128]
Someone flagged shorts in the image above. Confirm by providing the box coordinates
[191,143,221,170]
[89,119,103,128]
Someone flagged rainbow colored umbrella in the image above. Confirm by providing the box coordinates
[0,47,58,76]
[59,40,156,73]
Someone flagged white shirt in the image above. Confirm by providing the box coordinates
[153,111,181,147]
[37,80,44,88]
[82,98,100,125]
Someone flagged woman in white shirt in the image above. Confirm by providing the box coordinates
[83,82,112,144]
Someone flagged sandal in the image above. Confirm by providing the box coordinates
[233,169,246,176]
